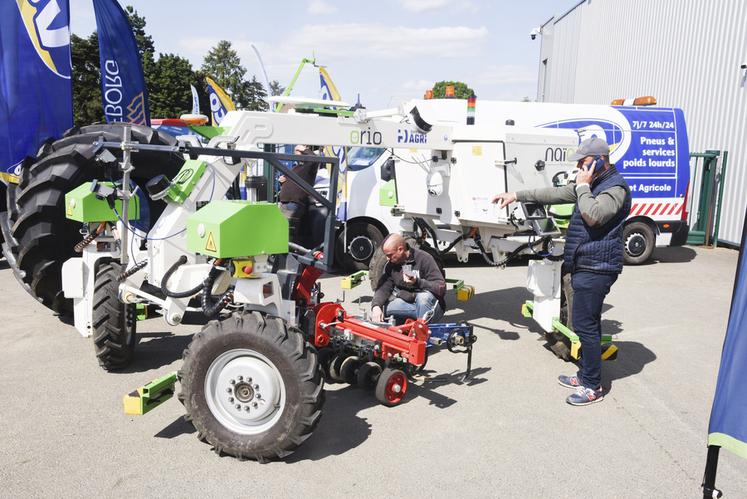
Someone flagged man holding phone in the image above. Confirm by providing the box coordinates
[371,234,446,324]
[492,136,631,406]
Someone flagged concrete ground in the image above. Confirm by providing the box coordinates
[1,245,746,498]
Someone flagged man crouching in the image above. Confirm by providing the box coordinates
[370,234,446,324]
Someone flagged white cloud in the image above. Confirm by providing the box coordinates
[402,79,433,90]
[308,0,338,15]
[400,0,477,13]
[472,65,536,85]
[269,24,488,62]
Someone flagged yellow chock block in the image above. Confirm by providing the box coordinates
[602,344,618,361]
[123,372,177,415]
[456,285,475,302]
[570,341,582,360]
[341,270,368,290]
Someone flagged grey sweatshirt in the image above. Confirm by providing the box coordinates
[516,177,627,228]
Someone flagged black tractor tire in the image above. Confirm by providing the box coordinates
[623,221,655,265]
[92,261,137,370]
[335,220,385,273]
[10,124,184,315]
[368,237,445,293]
[178,312,324,462]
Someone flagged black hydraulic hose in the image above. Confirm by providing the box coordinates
[201,265,233,317]
[161,255,206,298]
[440,235,463,255]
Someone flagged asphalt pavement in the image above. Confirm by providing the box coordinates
[1,245,746,498]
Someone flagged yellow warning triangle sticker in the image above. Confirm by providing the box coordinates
[205,232,217,252]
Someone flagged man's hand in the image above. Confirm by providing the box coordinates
[402,273,417,286]
[491,192,517,209]
[371,306,383,322]
[575,161,593,186]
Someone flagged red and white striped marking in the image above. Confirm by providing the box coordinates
[629,200,684,218]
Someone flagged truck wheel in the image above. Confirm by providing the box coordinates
[178,312,324,461]
[368,238,445,292]
[623,221,655,265]
[92,261,137,370]
[375,367,408,406]
[335,221,384,272]
[11,124,184,315]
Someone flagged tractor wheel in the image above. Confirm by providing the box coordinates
[10,124,184,315]
[335,220,385,273]
[369,237,445,292]
[178,312,324,461]
[92,261,137,370]
[623,221,655,265]
[356,361,382,389]
[375,367,408,406]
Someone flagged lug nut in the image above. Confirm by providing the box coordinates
[238,376,243,381]
[247,377,252,383]
[255,394,261,399]
[230,379,236,385]
[226,387,232,393]
[235,404,241,410]
[228,397,234,403]
[253,402,258,408]
[244,406,250,412]
[253,384,259,390]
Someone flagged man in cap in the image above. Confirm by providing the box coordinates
[492,136,631,406]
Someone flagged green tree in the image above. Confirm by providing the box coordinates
[432,80,475,99]
[201,41,248,106]
[71,33,104,126]
[269,80,285,97]
[147,54,198,118]
[242,76,269,111]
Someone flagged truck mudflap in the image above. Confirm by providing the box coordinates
[657,220,689,247]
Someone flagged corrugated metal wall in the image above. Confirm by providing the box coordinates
[538,0,747,245]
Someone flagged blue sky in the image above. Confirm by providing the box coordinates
[70,0,579,109]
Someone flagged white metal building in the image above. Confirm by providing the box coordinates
[536,0,747,245]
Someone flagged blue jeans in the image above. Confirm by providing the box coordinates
[571,271,618,389]
[386,291,443,324]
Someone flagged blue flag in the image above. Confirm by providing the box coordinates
[93,0,149,126]
[0,0,73,179]
[708,208,747,460]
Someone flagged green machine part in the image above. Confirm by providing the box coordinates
[65,182,139,222]
[186,200,289,258]
[548,203,573,230]
[379,180,398,207]
[166,159,207,204]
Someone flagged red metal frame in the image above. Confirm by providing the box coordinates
[314,302,430,366]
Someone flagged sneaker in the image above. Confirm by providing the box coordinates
[557,375,581,389]
[566,386,604,406]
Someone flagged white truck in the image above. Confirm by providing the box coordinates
[335,98,690,266]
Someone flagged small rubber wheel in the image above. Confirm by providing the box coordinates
[339,356,361,385]
[356,362,382,389]
[375,368,408,406]
[623,221,655,265]
[317,348,334,379]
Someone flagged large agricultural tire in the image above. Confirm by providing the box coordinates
[10,124,184,315]
[92,261,137,370]
[623,221,655,265]
[178,312,325,462]
[368,238,445,293]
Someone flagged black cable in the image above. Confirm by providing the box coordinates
[201,265,233,317]
[161,255,206,298]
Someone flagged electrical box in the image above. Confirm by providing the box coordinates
[65,182,140,223]
[186,200,289,258]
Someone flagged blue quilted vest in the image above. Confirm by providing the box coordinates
[564,166,632,274]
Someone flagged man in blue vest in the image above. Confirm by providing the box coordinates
[492,137,632,406]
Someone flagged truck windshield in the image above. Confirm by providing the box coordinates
[347,147,385,170]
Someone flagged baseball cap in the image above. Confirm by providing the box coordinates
[568,136,610,161]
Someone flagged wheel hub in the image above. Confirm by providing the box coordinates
[205,349,285,435]
[348,235,374,262]
[626,233,646,257]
